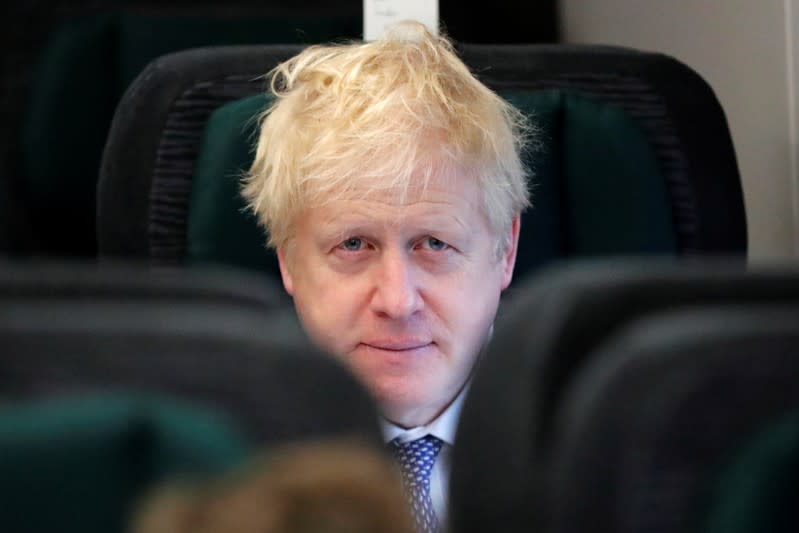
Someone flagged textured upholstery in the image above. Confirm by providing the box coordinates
[449,260,799,533]
[99,46,301,261]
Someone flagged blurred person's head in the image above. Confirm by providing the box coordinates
[130,439,415,533]
[243,21,532,428]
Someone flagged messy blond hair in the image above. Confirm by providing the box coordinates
[242,21,532,250]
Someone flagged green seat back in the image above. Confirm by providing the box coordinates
[187,96,280,279]
[0,394,249,533]
[187,90,677,281]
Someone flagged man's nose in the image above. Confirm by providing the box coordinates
[371,250,423,320]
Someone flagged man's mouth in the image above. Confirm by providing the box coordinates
[360,340,434,352]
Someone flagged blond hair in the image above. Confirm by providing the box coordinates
[130,439,415,533]
[242,21,532,250]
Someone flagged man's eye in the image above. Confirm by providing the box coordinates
[423,237,449,251]
[340,237,363,251]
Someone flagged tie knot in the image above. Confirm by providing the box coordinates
[389,435,444,488]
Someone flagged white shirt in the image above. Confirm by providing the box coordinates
[380,385,469,529]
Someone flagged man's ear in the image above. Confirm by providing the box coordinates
[500,214,521,290]
[276,247,295,296]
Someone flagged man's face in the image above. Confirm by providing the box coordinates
[277,172,519,427]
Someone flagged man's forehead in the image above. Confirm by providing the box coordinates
[314,197,471,231]
[313,181,481,222]
[326,170,478,205]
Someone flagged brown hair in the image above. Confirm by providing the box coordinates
[130,439,415,533]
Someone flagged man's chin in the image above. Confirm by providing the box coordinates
[340,352,454,424]
[366,381,445,426]
[366,378,427,406]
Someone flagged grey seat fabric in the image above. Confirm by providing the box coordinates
[547,306,799,533]
[98,45,304,263]
[97,43,745,283]
[0,260,381,445]
[449,259,799,533]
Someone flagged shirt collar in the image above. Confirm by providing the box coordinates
[380,383,470,446]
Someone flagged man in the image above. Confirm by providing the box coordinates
[242,20,531,532]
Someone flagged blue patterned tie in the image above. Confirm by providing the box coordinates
[389,435,444,533]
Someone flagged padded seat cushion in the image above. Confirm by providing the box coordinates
[187,90,676,278]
